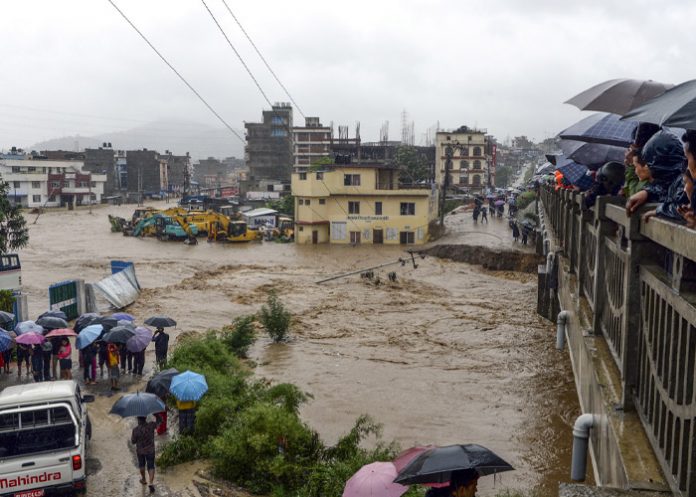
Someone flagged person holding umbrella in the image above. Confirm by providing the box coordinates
[107,343,121,390]
[170,370,207,434]
[57,338,73,380]
[131,416,159,493]
[109,392,165,494]
[153,328,169,369]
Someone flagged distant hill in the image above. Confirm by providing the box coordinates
[28,120,245,160]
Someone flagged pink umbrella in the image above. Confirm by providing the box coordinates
[45,328,78,338]
[343,462,407,497]
[15,331,46,345]
[394,446,448,488]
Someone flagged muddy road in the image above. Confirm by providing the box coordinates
[8,202,581,496]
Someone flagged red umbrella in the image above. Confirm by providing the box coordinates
[45,328,78,338]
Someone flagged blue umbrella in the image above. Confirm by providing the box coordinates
[560,140,625,169]
[111,312,135,322]
[170,370,208,401]
[559,113,637,148]
[0,329,14,353]
[110,392,166,418]
[77,324,104,350]
[14,321,44,335]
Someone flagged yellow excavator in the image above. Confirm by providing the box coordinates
[170,210,259,242]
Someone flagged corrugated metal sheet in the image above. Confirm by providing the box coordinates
[92,264,140,309]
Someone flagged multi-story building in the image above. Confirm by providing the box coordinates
[244,103,293,184]
[83,144,118,195]
[435,126,491,194]
[291,162,438,245]
[194,157,226,188]
[161,151,191,192]
[0,152,106,207]
[125,149,166,195]
[293,117,331,168]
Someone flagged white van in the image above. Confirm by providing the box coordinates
[0,381,93,497]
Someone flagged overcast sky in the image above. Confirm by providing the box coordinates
[2,0,695,152]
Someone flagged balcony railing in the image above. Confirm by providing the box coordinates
[541,186,696,496]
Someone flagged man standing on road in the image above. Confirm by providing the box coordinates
[131,416,158,494]
[152,328,169,369]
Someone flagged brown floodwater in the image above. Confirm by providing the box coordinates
[8,202,582,496]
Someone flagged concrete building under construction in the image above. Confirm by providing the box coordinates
[245,103,293,185]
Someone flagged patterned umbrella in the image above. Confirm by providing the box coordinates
[0,329,14,353]
[126,326,153,353]
[14,321,44,335]
[559,113,637,148]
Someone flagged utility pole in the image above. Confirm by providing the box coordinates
[439,145,453,227]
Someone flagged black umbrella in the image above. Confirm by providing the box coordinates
[110,392,166,418]
[38,310,68,321]
[103,326,136,344]
[36,316,69,331]
[560,140,625,170]
[146,368,180,397]
[565,78,673,115]
[559,113,637,148]
[393,444,514,485]
[145,316,177,328]
[74,313,99,333]
[622,79,696,129]
[0,311,15,324]
[93,316,119,332]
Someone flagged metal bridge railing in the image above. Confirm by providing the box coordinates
[540,185,696,496]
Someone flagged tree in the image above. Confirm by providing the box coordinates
[394,146,431,184]
[0,175,29,254]
[266,194,294,217]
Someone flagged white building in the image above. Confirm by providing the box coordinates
[435,127,491,194]
[293,117,332,169]
[0,154,106,208]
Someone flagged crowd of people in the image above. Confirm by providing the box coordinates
[546,124,696,228]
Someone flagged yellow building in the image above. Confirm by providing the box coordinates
[291,163,438,245]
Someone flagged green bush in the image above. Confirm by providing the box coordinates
[168,331,244,374]
[222,315,256,358]
[516,191,536,211]
[0,289,15,313]
[157,435,201,468]
[259,292,291,342]
[209,402,322,494]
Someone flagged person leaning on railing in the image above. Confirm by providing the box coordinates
[624,122,660,197]
[675,131,696,228]
[625,130,686,218]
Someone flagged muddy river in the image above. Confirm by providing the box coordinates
[7,202,581,496]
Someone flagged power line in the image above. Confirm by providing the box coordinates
[218,0,306,119]
[199,0,275,112]
[105,0,245,145]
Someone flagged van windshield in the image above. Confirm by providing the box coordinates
[0,406,76,458]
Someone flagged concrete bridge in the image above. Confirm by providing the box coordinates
[537,186,696,497]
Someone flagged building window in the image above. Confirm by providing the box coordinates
[91,181,96,187]
[298,199,304,205]
[32,195,41,203]
[271,116,285,125]
[348,201,360,214]
[473,160,481,169]
[28,167,36,172]
[11,166,20,173]
[472,175,481,186]
[13,181,21,189]
[331,222,347,240]
[51,181,60,188]
[460,160,469,170]
[49,195,56,202]
[473,146,482,156]
[459,176,469,185]
[316,172,323,180]
[344,174,361,186]
[319,199,326,205]
[305,199,311,206]
[400,202,415,215]
[375,201,383,215]
[271,129,288,137]
[299,172,307,180]
[31,181,40,189]
[350,231,361,244]
[400,231,415,244]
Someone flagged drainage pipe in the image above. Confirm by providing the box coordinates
[571,413,596,481]
[556,310,569,350]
